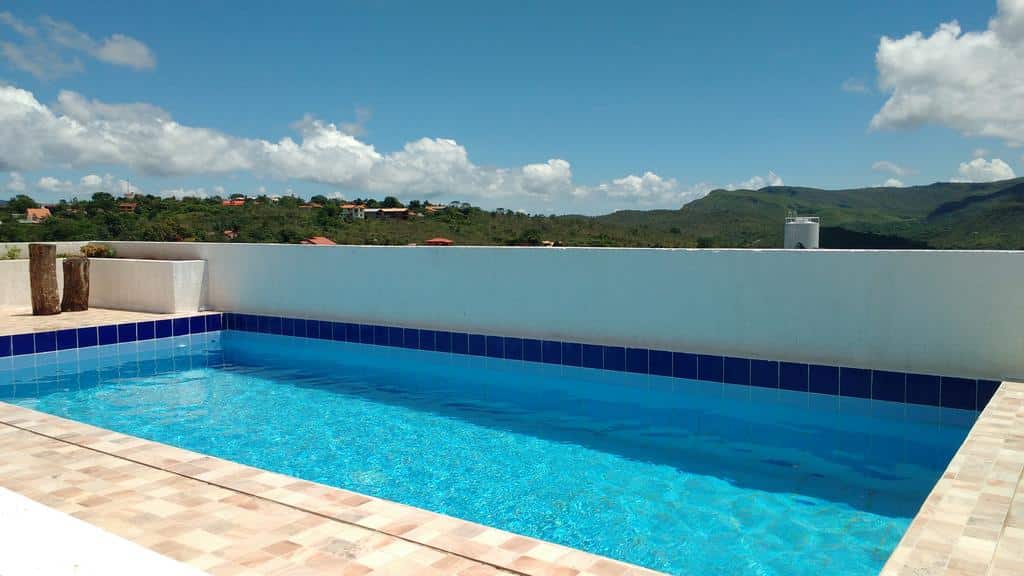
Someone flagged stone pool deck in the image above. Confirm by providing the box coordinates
[0,402,661,576]
[0,307,216,336]
[882,381,1024,576]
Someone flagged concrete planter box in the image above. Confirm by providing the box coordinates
[88,259,206,314]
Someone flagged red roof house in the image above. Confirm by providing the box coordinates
[300,236,336,245]
[425,237,454,246]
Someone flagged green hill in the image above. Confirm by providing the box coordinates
[3,178,1024,249]
[597,178,1024,249]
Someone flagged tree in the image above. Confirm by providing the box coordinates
[310,195,329,205]
[8,194,38,213]
[382,196,404,208]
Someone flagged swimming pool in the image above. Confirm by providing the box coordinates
[2,328,974,575]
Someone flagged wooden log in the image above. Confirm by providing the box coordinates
[61,256,90,312]
[29,243,60,315]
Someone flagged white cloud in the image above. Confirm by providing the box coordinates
[841,78,869,93]
[871,160,916,177]
[3,171,26,193]
[0,12,154,78]
[973,148,990,158]
[728,171,784,190]
[93,34,155,70]
[881,178,905,187]
[0,83,778,212]
[159,186,213,199]
[955,157,1017,182]
[36,175,72,192]
[871,0,1024,145]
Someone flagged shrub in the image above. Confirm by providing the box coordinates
[80,243,116,258]
[4,247,20,260]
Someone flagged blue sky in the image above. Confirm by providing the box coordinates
[1,0,1021,213]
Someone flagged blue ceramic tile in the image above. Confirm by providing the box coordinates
[626,348,648,374]
[977,380,1000,410]
[582,344,603,369]
[419,330,436,351]
[117,323,137,343]
[485,336,503,358]
[388,327,404,348]
[562,342,582,367]
[34,331,56,353]
[469,334,486,356]
[697,354,723,382]
[56,329,77,351]
[673,352,698,379]
[604,347,626,371]
[302,319,317,338]
[751,359,779,388]
[189,316,206,334]
[452,332,469,354]
[280,317,294,336]
[809,365,839,395]
[872,370,906,402]
[723,357,750,385]
[136,321,154,341]
[0,335,11,357]
[207,314,222,332]
[344,322,359,342]
[941,377,976,410]
[12,334,34,355]
[359,324,373,344]
[840,367,871,399]
[155,320,172,339]
[97,324,118,345]
[404,328,420,349]
[267,316,283,335]
[289,318,305,337]
[173,317,189,336]
[435,331,452,353]
[504,337,523,360]
[649,350,672,376]
[542,340,561,364]
[523,339,543,363]
[373,325,388,346]
[907,374,941,406]
[223,313,234,330]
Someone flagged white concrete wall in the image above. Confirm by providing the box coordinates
[89,259,205,313]
[100,242,1024,381]
[0,256,204,313]
[0,259,64,308]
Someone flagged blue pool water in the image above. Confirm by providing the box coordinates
[1,331,974,575]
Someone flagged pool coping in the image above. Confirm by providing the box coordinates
[881,380,1024,576]
[0,401,663,576]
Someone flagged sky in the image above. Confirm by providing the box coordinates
[0,0,1022,214]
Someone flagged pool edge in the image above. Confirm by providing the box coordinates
[0,400,666,576]
[880,380,1024,576]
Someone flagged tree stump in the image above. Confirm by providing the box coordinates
[61,256,90,312]
[29,243,61,315]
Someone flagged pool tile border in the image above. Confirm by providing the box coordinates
[0,312,223,359]
[220,312,1000,412]
[0,402,662,576]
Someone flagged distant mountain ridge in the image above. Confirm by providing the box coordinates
[596,177,1024,249]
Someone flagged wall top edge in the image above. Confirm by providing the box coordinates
[97,241,1024,255]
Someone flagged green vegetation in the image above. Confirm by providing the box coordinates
[3,177,1024,249]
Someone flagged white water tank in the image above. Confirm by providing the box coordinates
[784,216,819,249]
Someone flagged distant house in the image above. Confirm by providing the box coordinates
[340,204,365,220]
[299,203,322,209]
[24,207,51,223]
[222,199,245,207]
[300,236,336,245]
[364,207,410,220]
[118,202,137,213]
[223,230,238,240]
[425,237,454,246]
[425,205,446,213]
